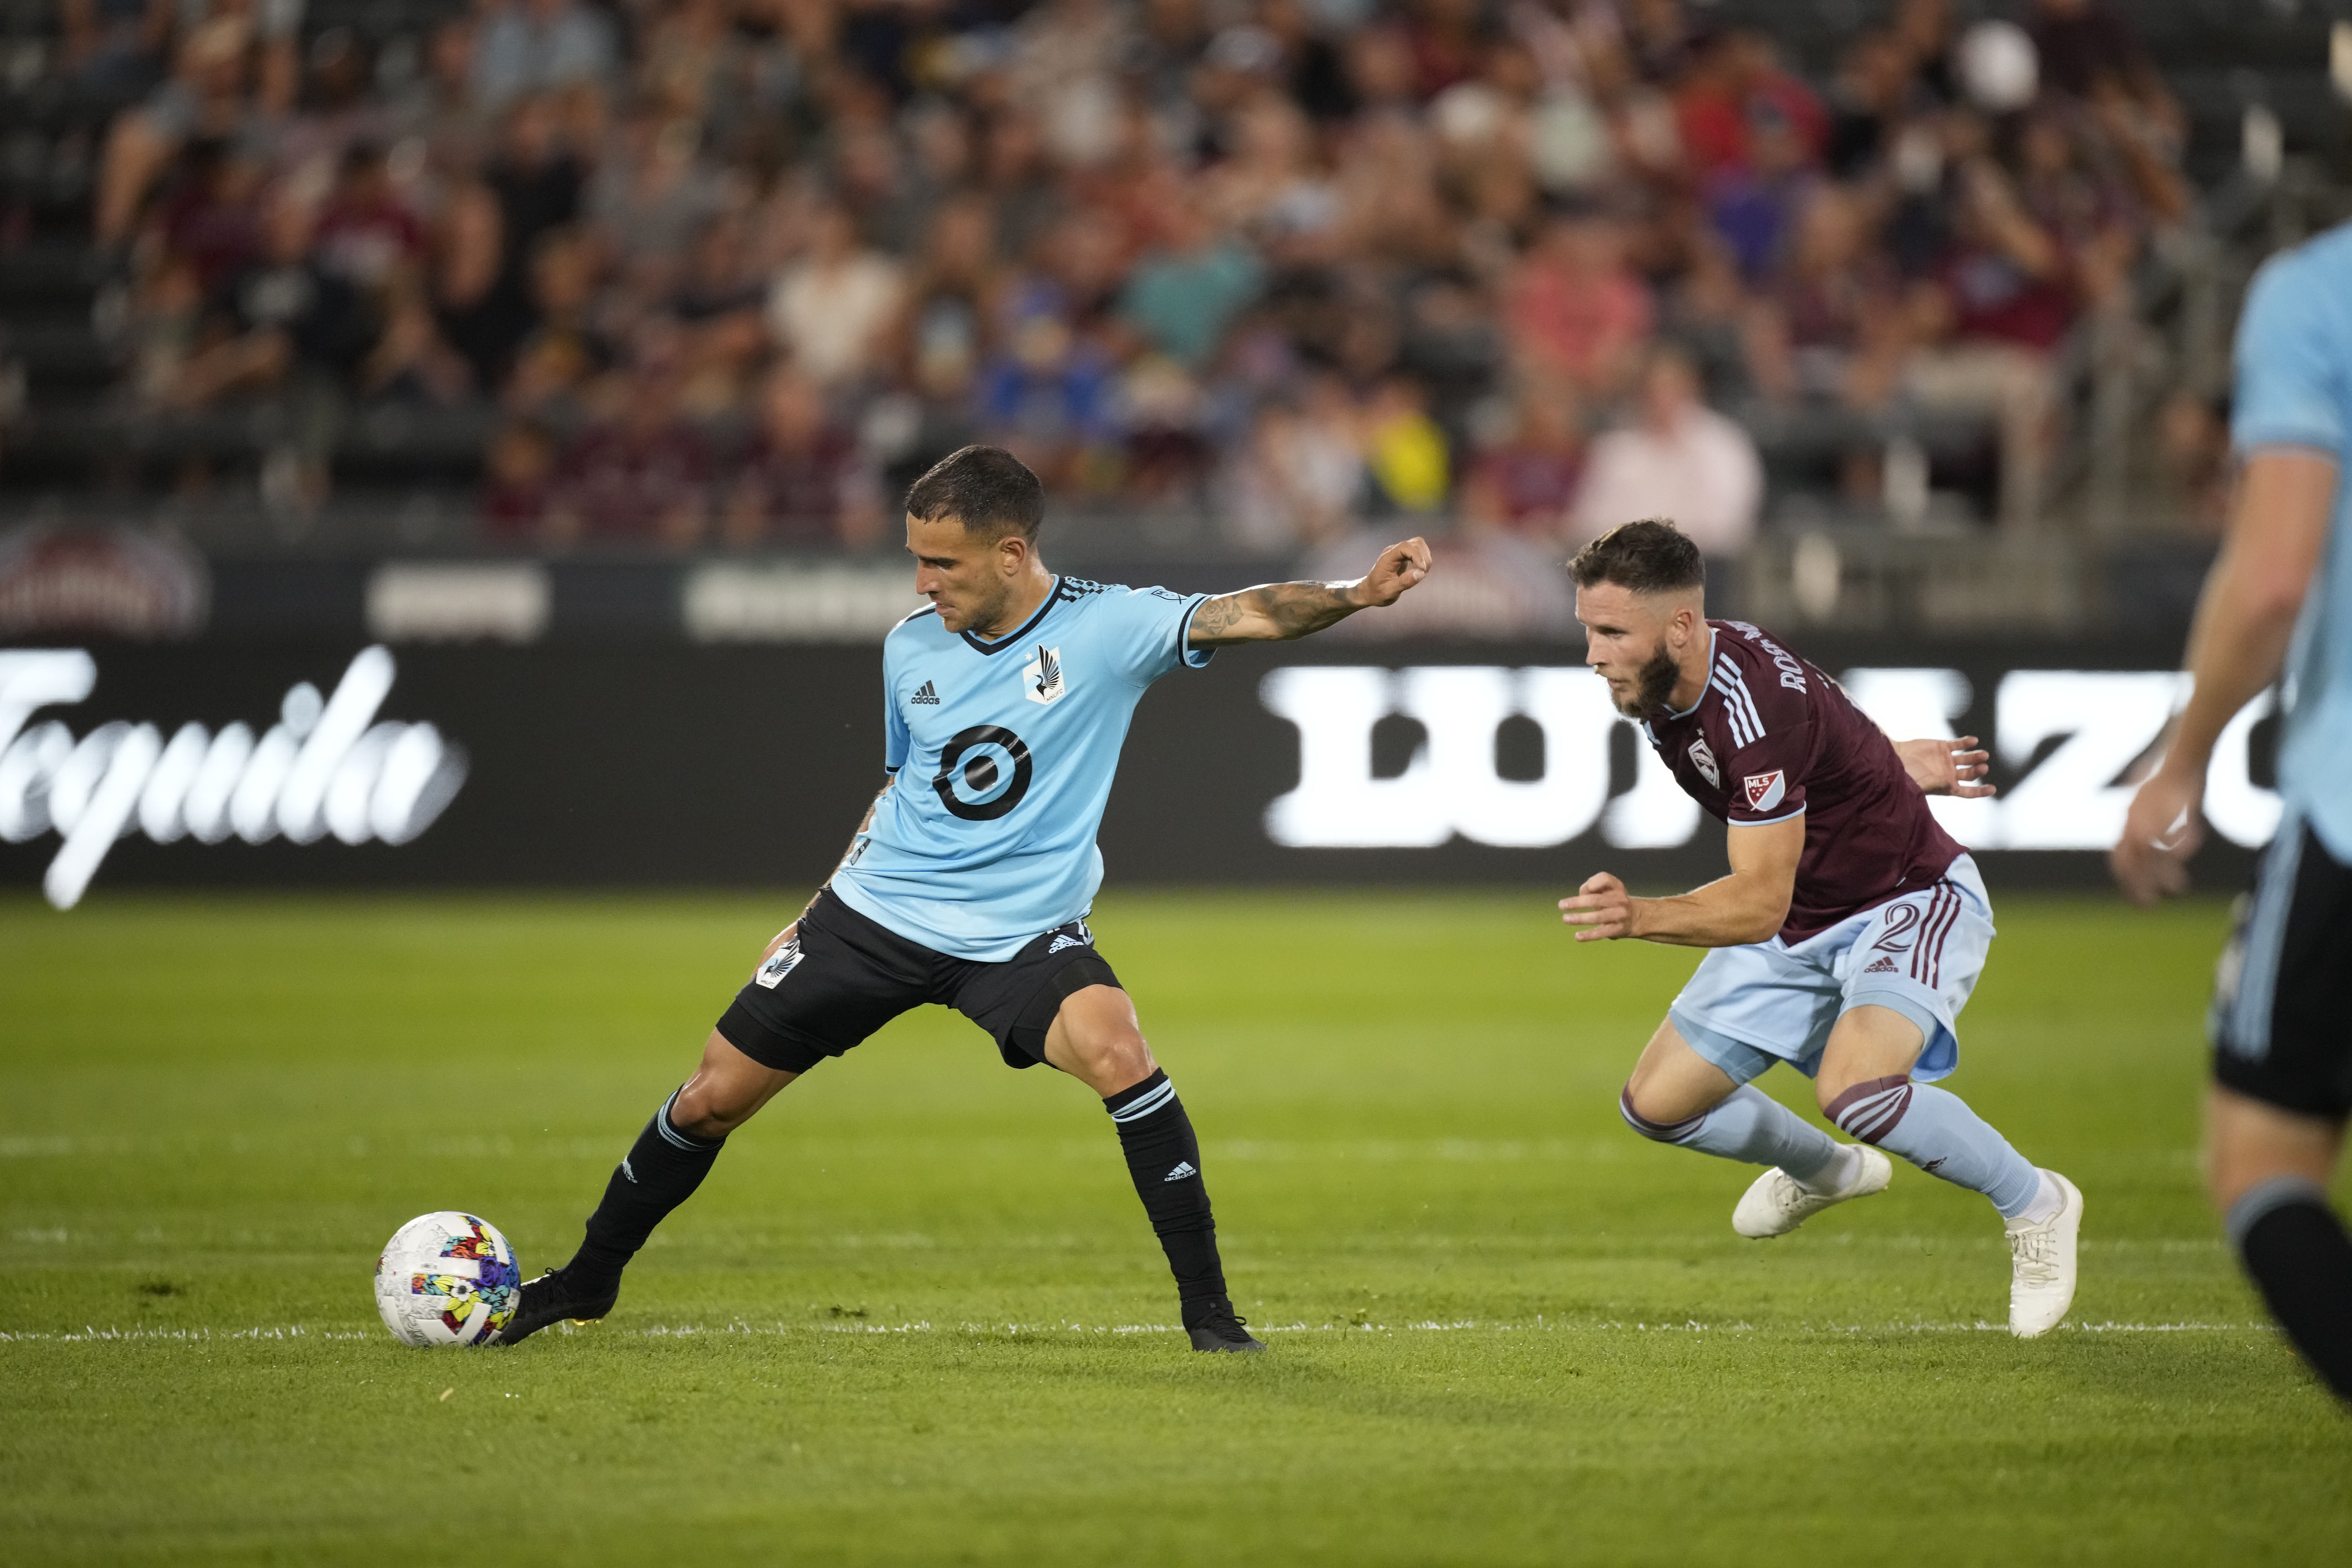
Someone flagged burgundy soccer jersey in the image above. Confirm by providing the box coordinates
[1642,619,1965,942]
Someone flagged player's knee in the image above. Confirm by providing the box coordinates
[665,1089,738,1141]
[1071,1029,1155,1095]
[2202,1155,2239,1215]
[1619,1082,1696,1142]
[1821,1073,1914,1145]
[2201,1119,2319,1215]
[668,1075,766,1140]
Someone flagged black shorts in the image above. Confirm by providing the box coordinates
[2211,817,2352,1119]
[715,888,1122,1075]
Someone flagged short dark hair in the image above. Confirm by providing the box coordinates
[904,445,1044,542]
[1568,518,1705,595]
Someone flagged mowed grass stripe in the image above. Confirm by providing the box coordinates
[0,890,2343,1565]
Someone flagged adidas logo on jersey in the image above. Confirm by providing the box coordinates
[1163,1161,1198,1182]
[1865,955,1898,974]
[911,681,940,705]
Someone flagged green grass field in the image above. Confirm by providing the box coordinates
[3,889,2347,1564]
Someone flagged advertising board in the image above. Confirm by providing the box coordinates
[0,638,2269,905]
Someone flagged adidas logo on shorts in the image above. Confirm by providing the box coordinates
[1865,955,1899,974]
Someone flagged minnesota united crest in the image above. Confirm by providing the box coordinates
[1022,644,1067,705]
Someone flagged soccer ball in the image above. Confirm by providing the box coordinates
[374,1211,521,1347]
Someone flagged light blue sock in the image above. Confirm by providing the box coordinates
[1621,1083,1842,1183]
[1826,1075,2040,1217]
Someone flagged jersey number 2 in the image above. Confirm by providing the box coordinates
[1871,903,1921,953]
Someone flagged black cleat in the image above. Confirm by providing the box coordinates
[494,1266,619,1346]
[1183,1298,1266,1353]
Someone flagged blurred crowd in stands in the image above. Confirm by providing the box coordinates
[78,0,2196,553]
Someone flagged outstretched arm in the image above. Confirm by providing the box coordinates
[1186,537,1432,647]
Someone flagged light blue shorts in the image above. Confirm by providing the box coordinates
[1668,855,1993,1088]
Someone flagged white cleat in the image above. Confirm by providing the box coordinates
[1732,1145,1893,1239]
[2006,1170,2084,1339]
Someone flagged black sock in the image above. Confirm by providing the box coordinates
[2230,1177,2352,1402]
[566,1088,726,1287]
[1104,1070,1229,1324]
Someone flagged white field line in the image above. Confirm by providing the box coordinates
[0,1325,377,1342]
[0,1318,2271,1344]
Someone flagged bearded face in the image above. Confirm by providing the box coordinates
[1575,580,1700,719]
[1616,637,1682,717]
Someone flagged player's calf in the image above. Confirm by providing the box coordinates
[1618,1079,1849,1190]
[1043,985,1254,1349]
[1820,1069,2081,1336]
[2210,1088,2352,1399]
[1100,1067,1259,1350]
[498,1082,723,1348]
[1819,1072,2042,1216]
[544,1083,727,1292]
[513,1029,796,1344]
[2228,1178,2352,1399]
[1813,1008,2044,1213]
[1620,1079,1884,1237]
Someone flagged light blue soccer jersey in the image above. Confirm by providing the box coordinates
[2232,223,2352,861]
[829,577,1213,960]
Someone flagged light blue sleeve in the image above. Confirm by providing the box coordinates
[882,640,910,773]
[2233,252,2347,458]
[1096,585,1216,688]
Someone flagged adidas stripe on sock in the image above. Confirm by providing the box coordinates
[1824,1074,2039,1217]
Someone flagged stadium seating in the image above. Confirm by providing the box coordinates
[0,0,2342,638]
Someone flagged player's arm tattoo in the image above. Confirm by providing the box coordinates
[759,778,889,963]
[805,777,892,915]
[1188,580,1364,646]
[1190,538,1428,646]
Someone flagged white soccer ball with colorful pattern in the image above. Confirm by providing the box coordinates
[374,1212,521,1347]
